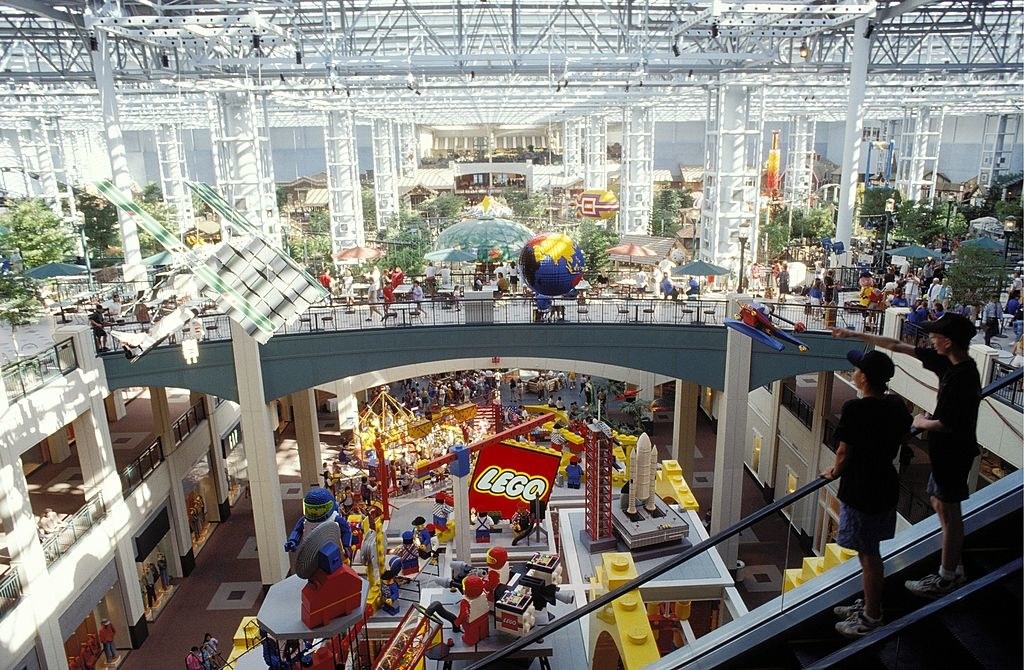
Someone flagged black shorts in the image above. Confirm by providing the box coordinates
[927,450,977,503]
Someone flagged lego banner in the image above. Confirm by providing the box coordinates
[469,442,562,520]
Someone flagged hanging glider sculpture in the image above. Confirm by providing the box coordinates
[95,181,328,361]
[724,302,809,352]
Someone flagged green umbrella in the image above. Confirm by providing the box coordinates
[142,250,177,266]
[670,259,731,276]
[958,237,1003,252]
[24,262,89,279]
[884,244,942,259]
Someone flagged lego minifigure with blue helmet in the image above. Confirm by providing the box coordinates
[284,486,352,555]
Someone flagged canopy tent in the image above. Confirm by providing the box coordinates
[670,259,731,277]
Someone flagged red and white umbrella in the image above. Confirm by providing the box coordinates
[606,242,660,264]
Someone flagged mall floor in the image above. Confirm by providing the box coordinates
[28,376,849,669]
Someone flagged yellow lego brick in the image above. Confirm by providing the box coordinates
[783,568,805,593]
[601,553,638,590]
[824,542,858,569]
[232,616,260,648]
[558,428,584,445]
[611,591,662,669]
[801,556,825,581]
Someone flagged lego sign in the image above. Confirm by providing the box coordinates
[469,442,561,519]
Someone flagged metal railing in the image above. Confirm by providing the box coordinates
[39,494,107,567]
[781,383,814,428]
[2,338,78,402]
[120,438,165,495]
[989,359,1023,411]
[172,398,207,444]
[0,566,22,620]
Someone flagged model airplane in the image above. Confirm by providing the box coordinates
[724,302,809,352]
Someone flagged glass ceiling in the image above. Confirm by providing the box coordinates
[0,1,1019,130]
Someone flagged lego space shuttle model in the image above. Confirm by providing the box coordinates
[626,433,660,517]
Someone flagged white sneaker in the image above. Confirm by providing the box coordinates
[833,598,864,619]
[905,573,964,600]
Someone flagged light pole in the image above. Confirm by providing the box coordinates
[737,230,749,293]
[879,197,895,270]
[67,214,94,291]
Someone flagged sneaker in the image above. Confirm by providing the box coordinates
[835,613,883,639]
[833,598,864,619]
[905,573,964,600]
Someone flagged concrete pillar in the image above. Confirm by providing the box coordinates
[230,320,289,585]
[104,389,127,421]
[72,397,121,505]
[291,389,322,491]
[331,379,359,433]
[671,380,698,478]
[202,396,231,521]
[89,29,144,281]
[835,15,872,255]
[150,387,193,576]
[46,428,72,464]
[710,327,752,568]
[112,534,149,648]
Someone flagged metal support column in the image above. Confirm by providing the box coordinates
[562,118,584,182]
[211,92,280,245]
[978,114,1021,189]
[324,110,366,255]
[397,121,419,179]
[784,116,816,210]
[19,119,61,215]
[371,118,400,231]
[583,115,608,191]
[155,124,196,239]
[700,82,762,280]
[619,106,655,235]
[896,107,944,204]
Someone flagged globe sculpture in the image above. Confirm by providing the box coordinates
[518,233,586,297]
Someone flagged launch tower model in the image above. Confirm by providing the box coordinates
[580,420,617,551]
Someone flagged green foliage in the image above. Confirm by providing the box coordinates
[575,219,617,279]
[946,245,1003,308]
[650,187,693,238]
[75,190,120,259]
[418,193,467,221]
[0,272,42,328]
[759,205,789,260]
[0,199,75,267]
[132,184,178,256]
[361,187,377,231]
[377,226,431,276]
[501,188,547,220]
[859,187,901,218]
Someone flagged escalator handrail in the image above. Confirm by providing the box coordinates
[465,366,1022,670]
[803,556,1024,670]
[465,475,833,670]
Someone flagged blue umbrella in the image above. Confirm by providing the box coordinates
[670,259,731,277]
[884,244,941,259]
[958,237,1003,252]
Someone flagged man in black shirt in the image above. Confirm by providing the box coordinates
[824,350,912,637]
[832,312,980,600]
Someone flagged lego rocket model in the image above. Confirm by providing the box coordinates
[627,433,659,515]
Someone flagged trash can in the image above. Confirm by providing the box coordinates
[463,290,494,324]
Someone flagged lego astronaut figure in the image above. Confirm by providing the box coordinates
[453,575,490,646]
[284,487,352,555]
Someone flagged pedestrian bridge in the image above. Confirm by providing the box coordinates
[99,296,863,401]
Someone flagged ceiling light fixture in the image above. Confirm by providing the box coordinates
[863,22,875,39]
[711,23,719,39]
[799,41,810,59]
[295,50,303,64]
[160,54,170,68]
[672,42,680,57]
[687,69,694,80]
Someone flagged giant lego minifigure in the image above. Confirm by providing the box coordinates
[284,487,352,556]
[565,455,583,489]
[453,575,490,646]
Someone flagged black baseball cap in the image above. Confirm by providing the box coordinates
[918,312,976,348]
[847,349,895,387]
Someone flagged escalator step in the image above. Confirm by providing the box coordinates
[937,590,1024,670]
[873,618,983,670]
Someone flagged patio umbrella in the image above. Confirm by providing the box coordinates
[333,245,384,262]
[606,242,660,263]
[425,247,477,263]
[24,262,89,279]
[142,250,176,266]
[435,216,535,263]
[670,259,731,277]
[885,244,942,259]
[958,237,1004,252]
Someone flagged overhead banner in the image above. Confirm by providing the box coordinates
[469,442,562,520]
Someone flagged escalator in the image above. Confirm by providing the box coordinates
[675,473,1022,670]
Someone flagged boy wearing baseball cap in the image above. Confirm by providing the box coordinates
[832,312,980,599]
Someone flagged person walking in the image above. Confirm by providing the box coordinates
[824,350,912,637]
[98,618,117,663]
[832,311,980,598]
[185,646,204,670]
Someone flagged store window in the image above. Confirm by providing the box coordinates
[137,537,174,622]
[183,454,215,551]
[222,424,248,506]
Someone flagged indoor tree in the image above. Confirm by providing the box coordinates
[0,198,75,268]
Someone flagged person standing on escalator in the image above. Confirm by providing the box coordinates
[823,350,911,638]
[832,312,981,601]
